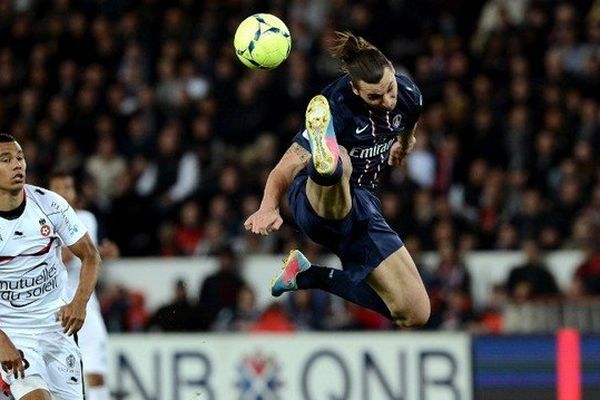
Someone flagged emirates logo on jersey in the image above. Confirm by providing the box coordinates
[40,224,51,237]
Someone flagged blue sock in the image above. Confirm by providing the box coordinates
[307,158,343,186]
[296,265,392,319]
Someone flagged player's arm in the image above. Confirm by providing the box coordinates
[58,233,101,335]
[388,122,418,166]
[389,76,423,166]
[398,122,417,150]
[259,142,310,210]
[245,142,310,235]
[68,233,101,304]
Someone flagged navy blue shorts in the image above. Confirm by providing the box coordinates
[288,174,404,283]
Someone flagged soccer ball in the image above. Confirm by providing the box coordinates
[233,13,292,70]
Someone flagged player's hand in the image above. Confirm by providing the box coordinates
[388,136,416,166]
[244,208,283,235]
[57,299,87,336]
[0,332,25,379]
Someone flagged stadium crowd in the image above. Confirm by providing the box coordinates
[1,0,599,331]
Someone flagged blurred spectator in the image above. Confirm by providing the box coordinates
[85,135,127,205]
[494,223,520,250]
[53,137,83,174]
[212,284,261,332]
[107,171,160,256]
[429,242,472,329]
[404,235,435,289]
[126,291,149,332]
[412,189,436,249]
[198,246,246,326]
[147,279,208,332]
[194,219,229,256]
[439,289,474,330]
[284,290,330,331]
[450,159,489,225]
[158,222,178,257]
[136,120,200,212]
[570,227,600,296]
[434,134,460,195]
[218,76,269,146]
[174,201,205,255]
[478,170,505,247]
[473,284,507,334]
[100,284,130,332]
[250,303,296,333]
[510,189,547,240]
[505,240,560,302]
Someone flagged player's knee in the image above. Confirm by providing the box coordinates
[391,296,431,328]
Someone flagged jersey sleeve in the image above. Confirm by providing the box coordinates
[46,193,88,246]
[398,74,424,131]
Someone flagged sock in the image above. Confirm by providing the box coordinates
[86,386,110,400]
[297,265,392,319]
[308,157,343,186]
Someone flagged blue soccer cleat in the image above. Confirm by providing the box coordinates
[271,249,312,297]
[305,95,340,176]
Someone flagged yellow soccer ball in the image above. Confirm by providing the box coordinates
[234,14,292,70]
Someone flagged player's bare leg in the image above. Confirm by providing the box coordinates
[20,389,51,400]
[304,95,353,220]
[367,246,430,327]
[306,146,352,219]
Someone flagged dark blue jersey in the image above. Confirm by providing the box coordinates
[293,73,423,191]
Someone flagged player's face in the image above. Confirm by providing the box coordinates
[352,66,398,111]
[49,176,76,205]
[0,141,26,194]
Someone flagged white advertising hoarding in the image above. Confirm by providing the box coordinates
[107,333,472,400]
[102,250,584,313]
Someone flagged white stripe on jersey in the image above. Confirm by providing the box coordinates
[368,110,376,138]
[357,110,377,186]
[385,111,393,132]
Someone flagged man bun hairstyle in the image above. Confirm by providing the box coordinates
[330,31,391,84]
[0,133,16,143]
